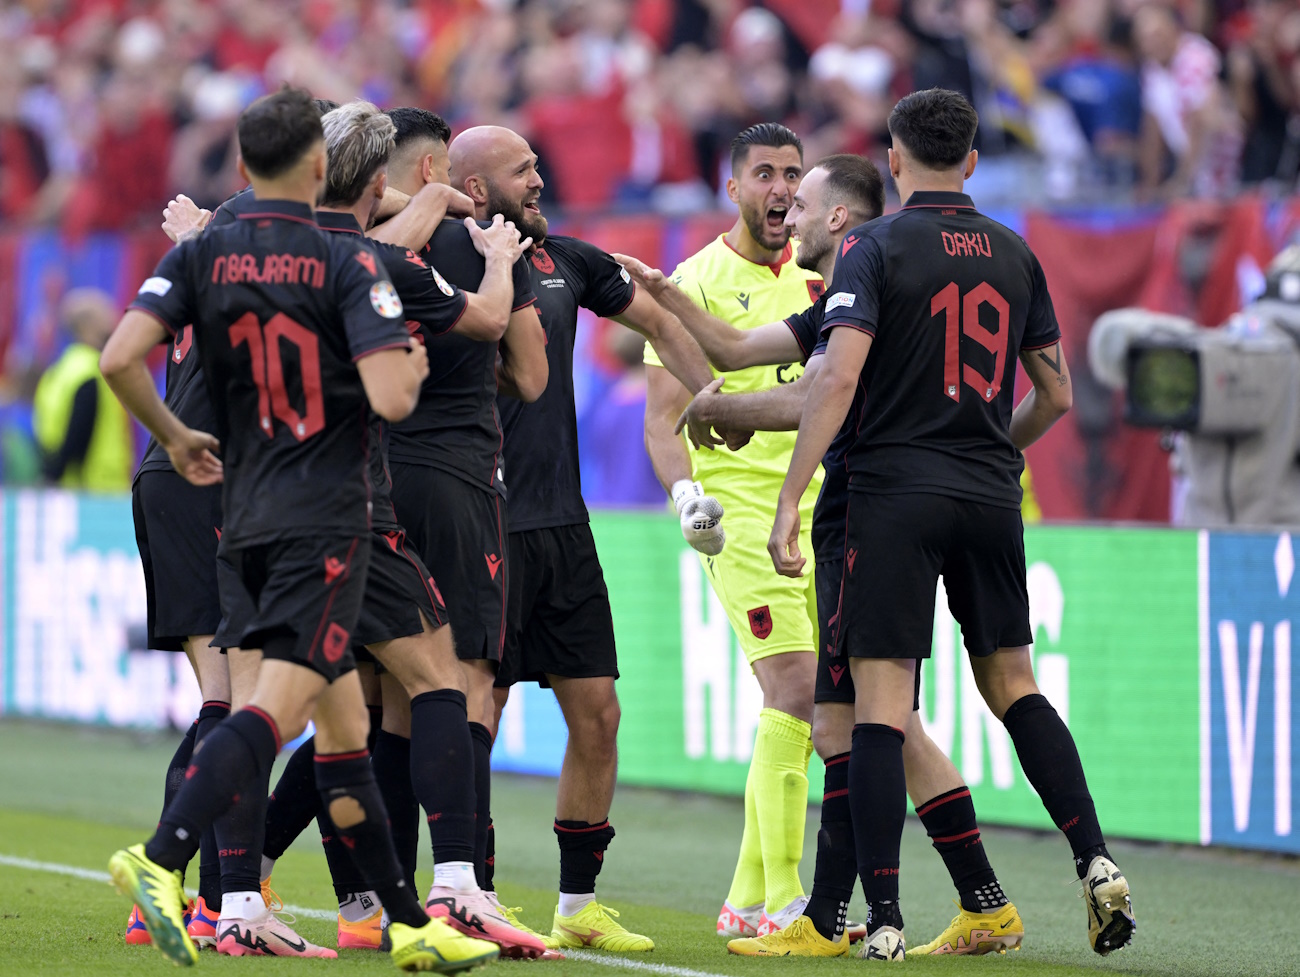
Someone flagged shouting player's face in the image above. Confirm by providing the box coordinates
[729,144,803,254]
[482,139,548,245]
[787,166,833,273]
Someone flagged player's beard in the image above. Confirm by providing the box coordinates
[741,200,791,254]
[485,184,549,245]
[795,225,829,273]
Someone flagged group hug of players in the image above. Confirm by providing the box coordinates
[103,83,1135,972]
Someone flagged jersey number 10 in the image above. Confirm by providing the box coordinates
[229,312,325,442]
[930,281,1009,404]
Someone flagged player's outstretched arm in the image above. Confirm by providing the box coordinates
[770,331,869,577]
[358,338,430,422]
[614,286,715,393]
[677,357,821,439]
[496,305,548,402]
[1010,340,1073,451]
[101,310,222,485]
[456,216,531,341]
[646,364,726,555]
[613,253,801,372]
[368,183,475,251]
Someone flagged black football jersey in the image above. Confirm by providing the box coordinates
[386,219,536,496]
[823,191,1061,508]
[499,236,635,532]
[133,191,260,479]
[785,294,858,564]
[129,198,411,546]
[316,210,469,532]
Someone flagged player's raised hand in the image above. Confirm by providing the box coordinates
[165,428,223,486]
[612,253,667,297]
[418,181,476,219]
[467,214,533,263]
[162,195,211,244]
[673,479,725,555]
[768,498,805,577]
[408,336,430,383]
[674,377,726,450]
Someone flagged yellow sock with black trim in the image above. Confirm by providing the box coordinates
[753,707,812,915]
[725,757,766,909]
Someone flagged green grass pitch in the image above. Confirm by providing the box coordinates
[0,719,1296,976]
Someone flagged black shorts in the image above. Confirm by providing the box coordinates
[354,529,447,647]
[132,470,223,650]
[815,558,921,710]
[213,533,369,683]
[838,493,1031,662]
[390,465,507,663]
[497,524,618,689]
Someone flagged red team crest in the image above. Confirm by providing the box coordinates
[322,622,350,663]
[531,248,555,274]
[807,280,826,302]
[748,605,773,640]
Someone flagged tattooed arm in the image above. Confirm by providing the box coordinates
[1010,341,1073,451]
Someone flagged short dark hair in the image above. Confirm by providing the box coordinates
[237,87,324,180]
[388,107,452,151]
[887,89,979,170]
[730,122,803,173]
[313,98,341,116]
[815,154,885,222]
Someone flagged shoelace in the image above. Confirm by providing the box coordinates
[260,883,296,925]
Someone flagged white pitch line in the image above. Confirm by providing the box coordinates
[0,853,733,977]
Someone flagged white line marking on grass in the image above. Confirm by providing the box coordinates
[0,854,733,977]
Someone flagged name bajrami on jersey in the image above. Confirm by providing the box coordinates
[130,198,411,547]
[823,190,1061,509]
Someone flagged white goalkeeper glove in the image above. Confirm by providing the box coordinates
[672,479,725,556]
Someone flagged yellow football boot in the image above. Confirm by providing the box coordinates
[910,900,1024,955]
[546,902,655,952]
[108,844,199,967]
[728,915,849,956]
[388,918,499,973]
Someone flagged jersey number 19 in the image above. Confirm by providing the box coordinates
[930,281,1009,404]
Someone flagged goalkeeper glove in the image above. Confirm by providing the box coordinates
[672,479,725,556]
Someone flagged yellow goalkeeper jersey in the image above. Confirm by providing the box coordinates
[644,234,825,517]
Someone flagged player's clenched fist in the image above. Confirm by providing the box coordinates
[672,479,725,556]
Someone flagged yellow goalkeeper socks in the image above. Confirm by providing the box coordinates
[753,707,812,915]
[725,757,766,909]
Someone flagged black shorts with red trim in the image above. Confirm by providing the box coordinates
[496,523,618,689]
[837,492,1031,664]
[212,533,369,683]
[354,528,447,647]
[815,556,920,709]
[390,464,507,664]
[132,470,223,650]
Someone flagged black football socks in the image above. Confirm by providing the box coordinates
[162,720,198,814]
[484,821,496,891]
[314,750,426,927]
[372,730,419,887]
[146,707,280,872]
[1001,693,1110,877]
[849,724,907,933]
[555,819,615,901]
[194,701,229,911]
[411,691,477,871]
[916,786,1007,913]
[263,736,321,864]
[468,722,493,887]
[805,752,855,941]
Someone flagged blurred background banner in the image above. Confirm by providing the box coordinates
[2,492,1295,854]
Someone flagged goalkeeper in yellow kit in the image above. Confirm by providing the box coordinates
[643,123,827,938]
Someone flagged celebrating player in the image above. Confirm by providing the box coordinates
[642,123,822,939]
[620,154,1023,957]
[772,88,1134,961]
[101,87,498,973]
[446,124,717,953]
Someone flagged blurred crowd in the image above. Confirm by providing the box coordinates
[1,0,1299,232]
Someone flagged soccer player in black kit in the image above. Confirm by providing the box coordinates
[771,89,1135,961]
[447,125,719,953]
[99,87,499,973]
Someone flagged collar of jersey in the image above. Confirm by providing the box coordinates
[315,210,364,234]
[232,198,317,226]
[901,190,975,210]
[720,234,792,276]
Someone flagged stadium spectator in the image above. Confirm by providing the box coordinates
[32,288,133,492]
[1226,0,1300,185]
